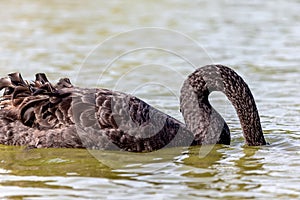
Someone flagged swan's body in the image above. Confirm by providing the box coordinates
[0,65,266,152]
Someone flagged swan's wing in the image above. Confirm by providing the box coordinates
[33,87,195,151]
[92,89,195,152]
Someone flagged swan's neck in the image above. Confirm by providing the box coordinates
[180,65,266,146]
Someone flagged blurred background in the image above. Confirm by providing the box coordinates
[0,0,300,199]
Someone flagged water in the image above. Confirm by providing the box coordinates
[0,0,300,199]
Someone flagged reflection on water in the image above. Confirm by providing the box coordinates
[0,0,300,199]
[2,144,299,199]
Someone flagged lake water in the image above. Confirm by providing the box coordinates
[0,0,300,199]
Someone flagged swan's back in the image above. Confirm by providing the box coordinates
[0,73,199,151]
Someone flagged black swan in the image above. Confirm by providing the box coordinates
[0,65,266,152]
